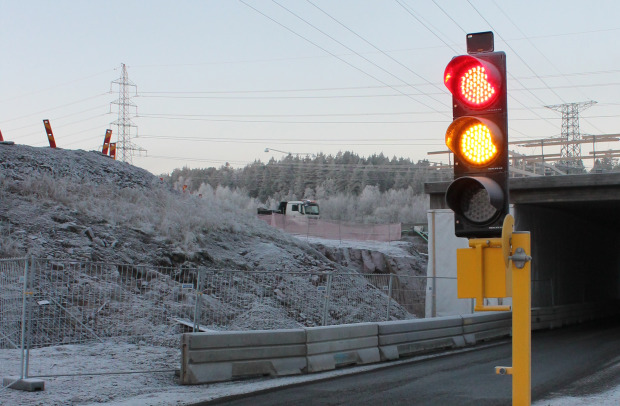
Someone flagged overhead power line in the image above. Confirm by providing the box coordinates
[305,0,448,105]
[239,0,449,117]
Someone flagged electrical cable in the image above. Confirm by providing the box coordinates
[239,0,449,116]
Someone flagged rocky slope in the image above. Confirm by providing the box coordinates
[0,144,425,333]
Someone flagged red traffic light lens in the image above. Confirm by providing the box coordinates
[444,55,501,109]
[445,117,502,167]
[459,66,495,106]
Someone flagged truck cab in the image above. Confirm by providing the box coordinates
[277,200,320,218]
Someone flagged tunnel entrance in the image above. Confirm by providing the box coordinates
[426,173,620,309]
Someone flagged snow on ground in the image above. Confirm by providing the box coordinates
[300,235,416,258]
[532,387,620,405]
[532,354,620,405]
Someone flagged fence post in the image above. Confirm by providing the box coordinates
[193,268,204,332]
[322,273,333,326]
[25,257,36,378]
[386,274,393,321]
[19,257,30,380]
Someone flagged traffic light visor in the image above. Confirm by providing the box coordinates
[444,55,502,109]
[445,117,502,167]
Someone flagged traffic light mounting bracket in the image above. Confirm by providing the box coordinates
[456,214,515,310]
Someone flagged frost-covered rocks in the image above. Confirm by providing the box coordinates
[0,143,424,332]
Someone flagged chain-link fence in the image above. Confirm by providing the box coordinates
[0,257,444,383]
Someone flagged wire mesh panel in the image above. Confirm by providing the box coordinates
[9,258,432,379]
[196,271,330,330]
[325,273,415,325]
[388,275,428,319]
[23,259,199,377]
[0,258,27,381]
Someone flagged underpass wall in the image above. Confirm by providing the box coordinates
[514,204,620,306]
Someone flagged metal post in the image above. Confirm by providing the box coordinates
[322,273,333,326]
[386,274,393,321]
[431,211,437,317]
[512,232,532,406]
[19,258,29,380]
[25,257,35,379]
[193,269,204,332]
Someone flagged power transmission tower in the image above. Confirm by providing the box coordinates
[545,101,596,173]
[110,63,145,163]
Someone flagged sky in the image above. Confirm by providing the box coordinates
[2,0,620,175]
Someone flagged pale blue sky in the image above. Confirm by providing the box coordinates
[2,0,619,174]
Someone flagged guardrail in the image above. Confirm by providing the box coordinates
[180,301,620,385]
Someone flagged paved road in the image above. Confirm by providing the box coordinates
[201,318,620,406]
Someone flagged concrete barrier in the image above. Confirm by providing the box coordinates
[180,329,307,385]
[377,316,465,361]
[179,302,620,384]
[305,323,380,373]
[461,312,512,345]
[531,307,559,330]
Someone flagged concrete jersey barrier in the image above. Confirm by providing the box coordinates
[377,315,465,361]
[461,312,512,345]
[180,302,619,385]
[181,329,307,384]
[305,322,380,373]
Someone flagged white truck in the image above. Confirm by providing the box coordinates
[257,200,320,218]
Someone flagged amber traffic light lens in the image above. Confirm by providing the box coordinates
[459,123,498,165]
[445,117,502,167]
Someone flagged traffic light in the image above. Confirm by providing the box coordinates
[444,33,509,238]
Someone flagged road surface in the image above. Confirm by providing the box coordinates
[198,318,620,406]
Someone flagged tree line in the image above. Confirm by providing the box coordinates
[163,152,451,225]
[165,151,451,202]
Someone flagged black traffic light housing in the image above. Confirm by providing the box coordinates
[444,33,509,238]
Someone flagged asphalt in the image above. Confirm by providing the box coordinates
[189,318,620,406]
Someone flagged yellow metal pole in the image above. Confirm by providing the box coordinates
[511,231,531,406]
[475,242,484,311]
